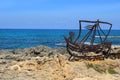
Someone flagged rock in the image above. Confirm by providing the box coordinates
[10,64,21,71]
[111,46,120,53]
[24,48,34,55]
[23,46,54,57]
[0,45,120,80]
[0,59,7,64]
[13,49,24,54]
[32,56,52,65]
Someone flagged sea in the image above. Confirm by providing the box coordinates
[0,29,120,49]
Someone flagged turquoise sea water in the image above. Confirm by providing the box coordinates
[0,29,120,49]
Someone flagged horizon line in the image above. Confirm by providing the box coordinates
[0,28,120,30]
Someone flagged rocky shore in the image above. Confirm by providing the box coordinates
[0,45,120,80]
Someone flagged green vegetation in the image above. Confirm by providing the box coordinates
[86,63,105,73]
[93,66,105,73]
[86,63,118,74]
[86,63,94,69]
[108,69,118,74]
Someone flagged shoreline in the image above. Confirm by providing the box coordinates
[0,44,120,50]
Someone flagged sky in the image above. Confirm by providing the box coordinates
[0,0,120,29]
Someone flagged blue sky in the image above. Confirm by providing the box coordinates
[0,0,120,29]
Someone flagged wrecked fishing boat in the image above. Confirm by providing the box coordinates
[64,19,120,61]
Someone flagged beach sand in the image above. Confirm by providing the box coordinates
[0,46,120,80]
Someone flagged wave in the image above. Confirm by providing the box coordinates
[55,43,66,47]
[83,42,98,45]
[95,36,120,38]
[55,42,97,46]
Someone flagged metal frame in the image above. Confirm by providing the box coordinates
[64,19,114,61]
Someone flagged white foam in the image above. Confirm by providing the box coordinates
[55,43,66,47]
[95,36,120,38]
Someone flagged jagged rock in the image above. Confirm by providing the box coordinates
[10,64,21,71]
[13,49,24,54]
[0,59,7,64]
[23,46,55,57]
[0,50,13,54]
[111,46,120,53]
[0,45,120,80]
[24,48,34,55]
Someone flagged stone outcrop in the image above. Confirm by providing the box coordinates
[0,45,120,80]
